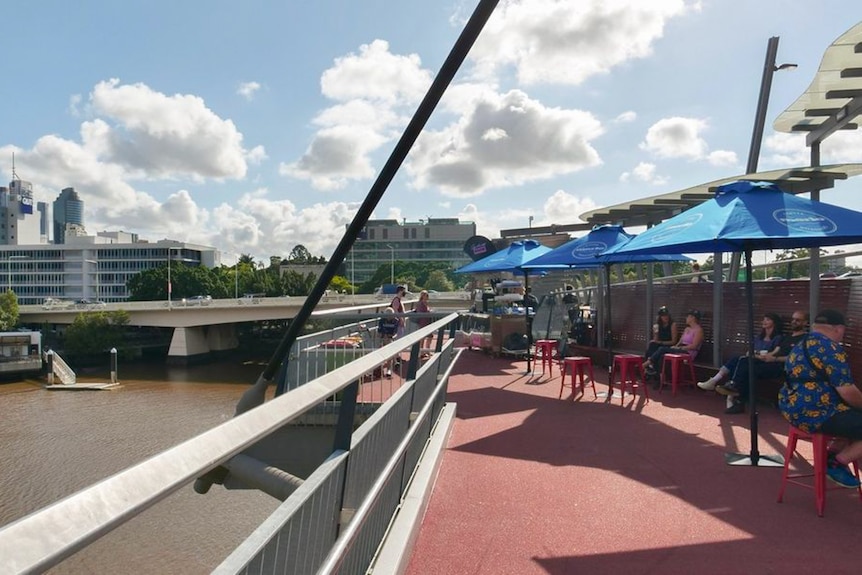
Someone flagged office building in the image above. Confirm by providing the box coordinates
[1,235,219,306]
[53,187,85,244]
[346,218,476,285]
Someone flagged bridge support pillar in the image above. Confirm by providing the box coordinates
[207,324,239,352]
[167,327,211,364]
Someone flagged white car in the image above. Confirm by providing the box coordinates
[182,295,212,306]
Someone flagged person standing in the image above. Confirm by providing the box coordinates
[415,289,434,354]
[779,309,862,488]
[391,285,407,338]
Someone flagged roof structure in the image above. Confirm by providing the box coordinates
[578,163,862,228]
[774,21,862,145]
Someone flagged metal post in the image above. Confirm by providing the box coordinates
[110,347,118,383]
[46,350,54,385]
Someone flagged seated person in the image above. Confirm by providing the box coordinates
[698,312,784,391]
[645,306,678,360]
[717,311,808,414]
[377,307,399,377]
[779,309,862,488]
[643,310,704,379]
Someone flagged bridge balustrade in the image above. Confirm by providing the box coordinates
[0,313,461,574]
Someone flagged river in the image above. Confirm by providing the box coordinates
[0,356,284,574]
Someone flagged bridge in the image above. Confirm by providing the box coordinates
[20,293,473,361]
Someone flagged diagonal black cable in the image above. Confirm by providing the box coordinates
[236,0,500,413]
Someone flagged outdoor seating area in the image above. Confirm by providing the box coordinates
[406,350,862,574]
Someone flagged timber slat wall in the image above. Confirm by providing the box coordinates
[608,278,861,375]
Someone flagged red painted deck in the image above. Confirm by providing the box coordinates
[406,349,862,575]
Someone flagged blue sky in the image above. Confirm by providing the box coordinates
[3,1,862,263]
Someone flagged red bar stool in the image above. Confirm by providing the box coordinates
[777,425,862,517]
[559,356,596,400]
[534,339,557,376]
[659,353,696,396]
[610,354,648,404]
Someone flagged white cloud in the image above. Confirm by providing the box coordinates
[640,117,708,159]
[469,0,693,85]
[541,189,597,225]
[281,40,431,190]
[320,40,432,104]
[763,130,862,168]
[237,81,261,100]
[706,149,738,167]
[620,161,668,185]
[614,110,637,123]
[408,90,603,197]
[89,79,257,180]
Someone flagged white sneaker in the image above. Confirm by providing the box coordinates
[697,380,717,391]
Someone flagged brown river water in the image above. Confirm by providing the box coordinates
[0,357,283,574]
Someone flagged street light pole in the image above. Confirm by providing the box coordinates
[235,256,239,300]
[386,244,394,285]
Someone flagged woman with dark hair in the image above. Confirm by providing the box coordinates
[645,306,678,360]
[698,312,783,393]
[643,310,704,378]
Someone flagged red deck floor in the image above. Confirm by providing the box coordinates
[406,349,862,575]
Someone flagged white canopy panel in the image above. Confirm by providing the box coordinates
[774,21,862,138]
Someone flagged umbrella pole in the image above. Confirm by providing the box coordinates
[525,273,533,374]
[605,265,613,370]
[726,248,783,467]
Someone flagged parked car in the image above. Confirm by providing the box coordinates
[182,295,212,306]
[820,272,838,279]
[838,271,862,278]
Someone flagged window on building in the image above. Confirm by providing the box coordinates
[425,227,430,239]
[382,229,388,240]
[411,228,417,239]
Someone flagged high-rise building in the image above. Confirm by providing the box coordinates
[1,178,42,245]
[53,187,85,244]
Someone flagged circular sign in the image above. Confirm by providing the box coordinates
[773,209,837,234]
[571,241,607,259]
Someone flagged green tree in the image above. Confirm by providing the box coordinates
[425,270,455,292]
[328,275,352,293]
[288,244,312,263]
[63,310,130,357]
[0,290,20,331]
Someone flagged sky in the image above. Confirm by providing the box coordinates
[3,0,862,265]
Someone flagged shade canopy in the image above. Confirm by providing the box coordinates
[603,180,862,257]
[522,224,691,269]
[455,239,552,275]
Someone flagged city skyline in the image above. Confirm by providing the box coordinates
[3,1,862,263]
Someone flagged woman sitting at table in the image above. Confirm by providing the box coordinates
[643,310,704,379]
[697,312,783,392]
[645,306,678,361]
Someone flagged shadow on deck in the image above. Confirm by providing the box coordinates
[406,349,862,575]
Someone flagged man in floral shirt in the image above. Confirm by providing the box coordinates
[779,309,862,488]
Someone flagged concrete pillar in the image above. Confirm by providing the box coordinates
[206,324,239,351]
[168,327,211,361]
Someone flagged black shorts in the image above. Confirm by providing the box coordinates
[820,409,862,441]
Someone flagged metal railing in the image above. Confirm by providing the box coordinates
[0,313,461,574]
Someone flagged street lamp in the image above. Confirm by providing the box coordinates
[385,244,394,285]
[84,259,100,301]
[234,255,240,300]
[167,246,180,308]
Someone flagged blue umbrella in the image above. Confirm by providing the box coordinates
[523,225,691,375]
[455,239,552,274]
[605,180,862,466]
[522,224,689,268]
[456,239,552,372]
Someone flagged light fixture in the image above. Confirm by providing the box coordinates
[774,62,798,71]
